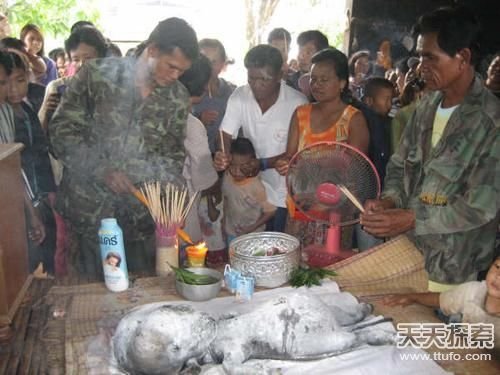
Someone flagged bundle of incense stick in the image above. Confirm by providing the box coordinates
[338,184,365,213]
[139,181,198,236]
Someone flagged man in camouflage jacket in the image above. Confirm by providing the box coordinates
[49,18,199,277]
[361,7,499,286]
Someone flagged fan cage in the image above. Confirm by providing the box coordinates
[286,141,381,225]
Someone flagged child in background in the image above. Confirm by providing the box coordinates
[222,138,276,245]
[7,51,56,275]
[350,77,395,251]
[363,76,394,118]
[361,77,394,184]
[383,256,500,348]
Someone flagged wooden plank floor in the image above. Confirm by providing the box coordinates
[0,276,92,374]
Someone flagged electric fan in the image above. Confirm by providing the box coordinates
[286,141,381,267]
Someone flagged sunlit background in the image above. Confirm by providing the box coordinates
[100,0,348,84]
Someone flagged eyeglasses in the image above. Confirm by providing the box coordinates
[247,75,276,85]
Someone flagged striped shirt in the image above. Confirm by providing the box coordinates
[0,103,15,143]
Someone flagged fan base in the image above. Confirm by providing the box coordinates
[303,245,356,268]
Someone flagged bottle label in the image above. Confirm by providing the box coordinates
[99,223,129,292]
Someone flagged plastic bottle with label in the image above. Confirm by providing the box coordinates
[98,218,129,292]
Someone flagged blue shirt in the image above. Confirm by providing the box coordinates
[192,77,235,153]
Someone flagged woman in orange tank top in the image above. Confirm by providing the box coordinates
[275,48,370,249]
[276,48,369,173]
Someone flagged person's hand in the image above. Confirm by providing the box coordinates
[275,157,290,176]
[200,110,219,126]
[382,294,416,307]
[240,158,260,177]
[360,208,415,238]
[363,198,395,213]
[104,170,136,194]
[29,207,46,245]
[213,151,231,172]
[46,93,62,113]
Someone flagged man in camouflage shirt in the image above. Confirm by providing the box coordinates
[49,18,199,277]
[361,7,499,288]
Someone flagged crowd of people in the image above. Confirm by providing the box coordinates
[0,6,498,326]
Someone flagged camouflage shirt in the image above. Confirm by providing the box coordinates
[49,57,189,231]
[382,76,500,283]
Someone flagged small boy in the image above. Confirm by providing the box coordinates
[222,138,276,245]
[361,77,394,184]
[383,256,500,348]
[363,76,395,118]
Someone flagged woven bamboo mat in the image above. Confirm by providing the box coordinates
[43,276,233,373]
[328,235,428,296]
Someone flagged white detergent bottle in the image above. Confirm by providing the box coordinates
[99,218,129,292]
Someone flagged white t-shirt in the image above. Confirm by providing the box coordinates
[431,101,459,147]
[220,81,307,207]
[440,281,500,348]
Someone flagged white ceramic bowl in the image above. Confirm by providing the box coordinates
[174,268,222,301]
[229,232,300,288]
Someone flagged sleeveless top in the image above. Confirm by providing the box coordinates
[289,103,360,220]
[296,103,359,151]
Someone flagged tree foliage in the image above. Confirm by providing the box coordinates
[7,0,100,39]
[245,0,280,49]
[244,0,344,51]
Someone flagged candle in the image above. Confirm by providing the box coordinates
[186,242,208,267]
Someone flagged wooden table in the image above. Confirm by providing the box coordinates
[0,144,31,342]
[1,277,499,374]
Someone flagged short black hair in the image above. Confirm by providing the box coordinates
[70,20,95,33]
[413,6,481,67]
[199,38,227,62]
[297,30,329,51]
[0,37,26,52]
[244,44,283,76]
[146,17,199,61]
[230,138,256,158]
[106,42,122,57]
[65,26,108,58]
[48,48,65,62]
[348,49,371,76]
[267,27,291,45]
[312,48,349,81]
[9,51,29,73]
[178,54,212,97]
[363,77,394,99]
[0,50,13,75]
